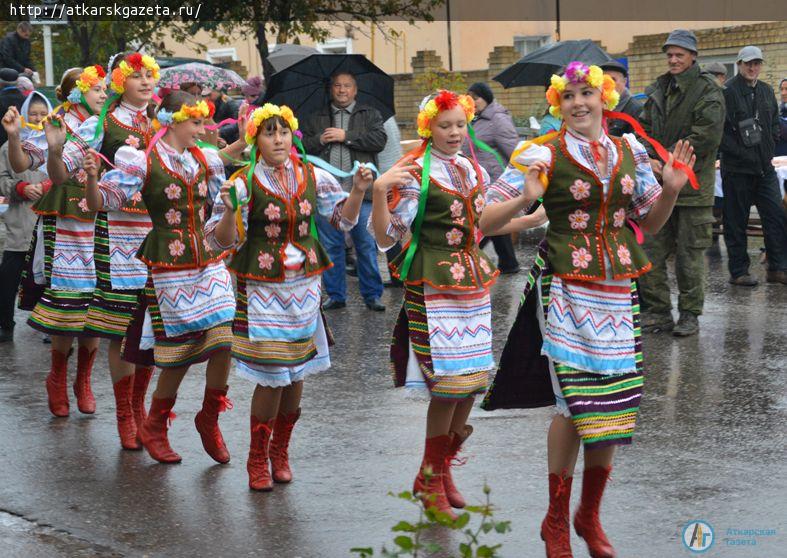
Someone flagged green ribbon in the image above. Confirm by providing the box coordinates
[398,140,432,282]
[243,144,257,211]
[292,135,319,241]
[467,123,505,170]
[90,93,117,144]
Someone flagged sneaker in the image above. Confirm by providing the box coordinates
[729,274,758,286]
[766,270,787,284]
[322,298,347,310]
[640,312,674,333]
[673,313,699,337]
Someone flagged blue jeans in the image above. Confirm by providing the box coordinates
[316,199,383,303]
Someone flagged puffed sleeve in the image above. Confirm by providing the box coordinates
[96,145,146,210]
[623,133,662,220]
[367,171,420,251]
[204,174,249,251]
[486,139,551,206]
[62,115,104,175]
[313,167,352,231]
[21,132,48,171]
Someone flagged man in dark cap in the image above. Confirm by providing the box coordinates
[704,62,728,87]
[600,60,642,136]
[0,68,25,146]
[638,29,725,336]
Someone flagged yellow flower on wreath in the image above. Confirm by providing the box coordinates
[545,61,620,119]
[416,90,475,139]
[245,103,299,145]
[110,53,160,94]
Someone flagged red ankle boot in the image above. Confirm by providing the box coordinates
[270,408,300,483]
[132,366,154,444]
[443,425,472,508]
[248,416,275,491]
[194,386,232,464]
[540,472,574,558]
[139,397,181,463]
[112,375,140,450]
[45,349,70,417]
[574,466,616,558]
[413,435,456,520]
[73,346,97,414]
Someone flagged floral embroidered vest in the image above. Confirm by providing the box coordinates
[388,162,498,290]
[99,111,149,215]
[33,108,96,222]
[136,147,227,269]
[542,132,651,280]
[228,159,331,282]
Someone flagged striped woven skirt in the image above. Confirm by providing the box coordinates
[27,216,93,336]
[482,244,643,450]
[82,213,140,340]
[390,284,490,400]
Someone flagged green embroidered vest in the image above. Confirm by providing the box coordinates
[228,160,331,282]
[542,132,651,280]
[389,162,498,290]
[99,111,149,215]
[136,147,226,269]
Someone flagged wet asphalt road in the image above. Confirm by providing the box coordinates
[0,231,785,558]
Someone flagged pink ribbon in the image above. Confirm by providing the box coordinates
[204,118,237,131]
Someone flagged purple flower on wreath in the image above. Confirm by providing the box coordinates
[564,62,590,84]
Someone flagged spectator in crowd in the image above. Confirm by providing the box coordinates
[776,78,787,157]
[0,90,51,342]
[178,81,201,96]
[719,46,787,286]
[301,71,387,311]
[704,62,729,87]
[601,60,643,136]
[0,22,35,77]
[16,75,34,96]
[638,29,725,336]
[242,76,264,106]
[0,68,25,146]
[464,81,521,273]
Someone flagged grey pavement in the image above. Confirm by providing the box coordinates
[0,232,785,558]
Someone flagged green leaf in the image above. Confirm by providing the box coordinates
[453,513,471,529]
[494,521,512,534]
[394,536,413,550]
[391,521,416,532]
[476,546,494,558]
[349,547,374,556]
[459,542,472,557]
[481,522,494,534]
[464,505,486,513]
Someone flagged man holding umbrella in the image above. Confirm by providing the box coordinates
[302,71,387,311]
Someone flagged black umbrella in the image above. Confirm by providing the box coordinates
[263,54,395,121]
[268,44,319,73]
[494,40,615,88]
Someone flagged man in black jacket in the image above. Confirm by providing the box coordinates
[720,46,787,286]
[0,22,35,76]
[301,71,387,311]
[601,60,643,136]
[0,68,25,146]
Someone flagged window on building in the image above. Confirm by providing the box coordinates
[317,38,353,54]
[514,35,550,57]
[206,48,238,64]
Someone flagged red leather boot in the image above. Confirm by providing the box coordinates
[132,366,154,444]
[443,424,472,508]
[574,466,616,558]
[194,386,232,464]
[73,346,97,414]
[45,349,70,417]
[270,408,300,483]
[248,416,275,491]
[112,375,140,450]
[139,396,181,463]
[540,472,574,558]
[413,435,456,520]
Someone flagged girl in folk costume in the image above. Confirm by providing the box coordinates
[2,67,107,419]
[83,90,236,465]
[43,52,161,450]
[369,91,499,519]
[480,63,696,558]
[206,104,373,490]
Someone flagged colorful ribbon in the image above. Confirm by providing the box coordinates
[398,140,432,282]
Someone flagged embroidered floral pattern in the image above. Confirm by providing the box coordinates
[197,181,208,198]
[264,203,281,221]
[299,199,312,216]
[165,208,181,225]
[265,223,281,238]
[571,247,593,269]
[307,248,318,264]
[479,258,491,275]
[474,195,485,213]
[130,191,143,203]
[75,169,88,185]
[621,174,635,195]
[203,238,212,252]
[568,209,590,230]
[299,221,309,237]
[78,198,89,212]
[257,251,274,270]
[450,199,463,218]
[570,179,591,200]
[617,244,632,265]
[613,208,626,228]
[165,183,181,200]
[446,228,464,246]
[124,135,140,149]
[198,206,205,222]
[450,262,465,282]
[168,239,185,257]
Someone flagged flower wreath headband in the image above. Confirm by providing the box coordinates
[244,103,299,145]
[416,90,475,139]
[545,62,619,119]
[66,65,107,112]
[144,100,215,158]
[110,53,160,94]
